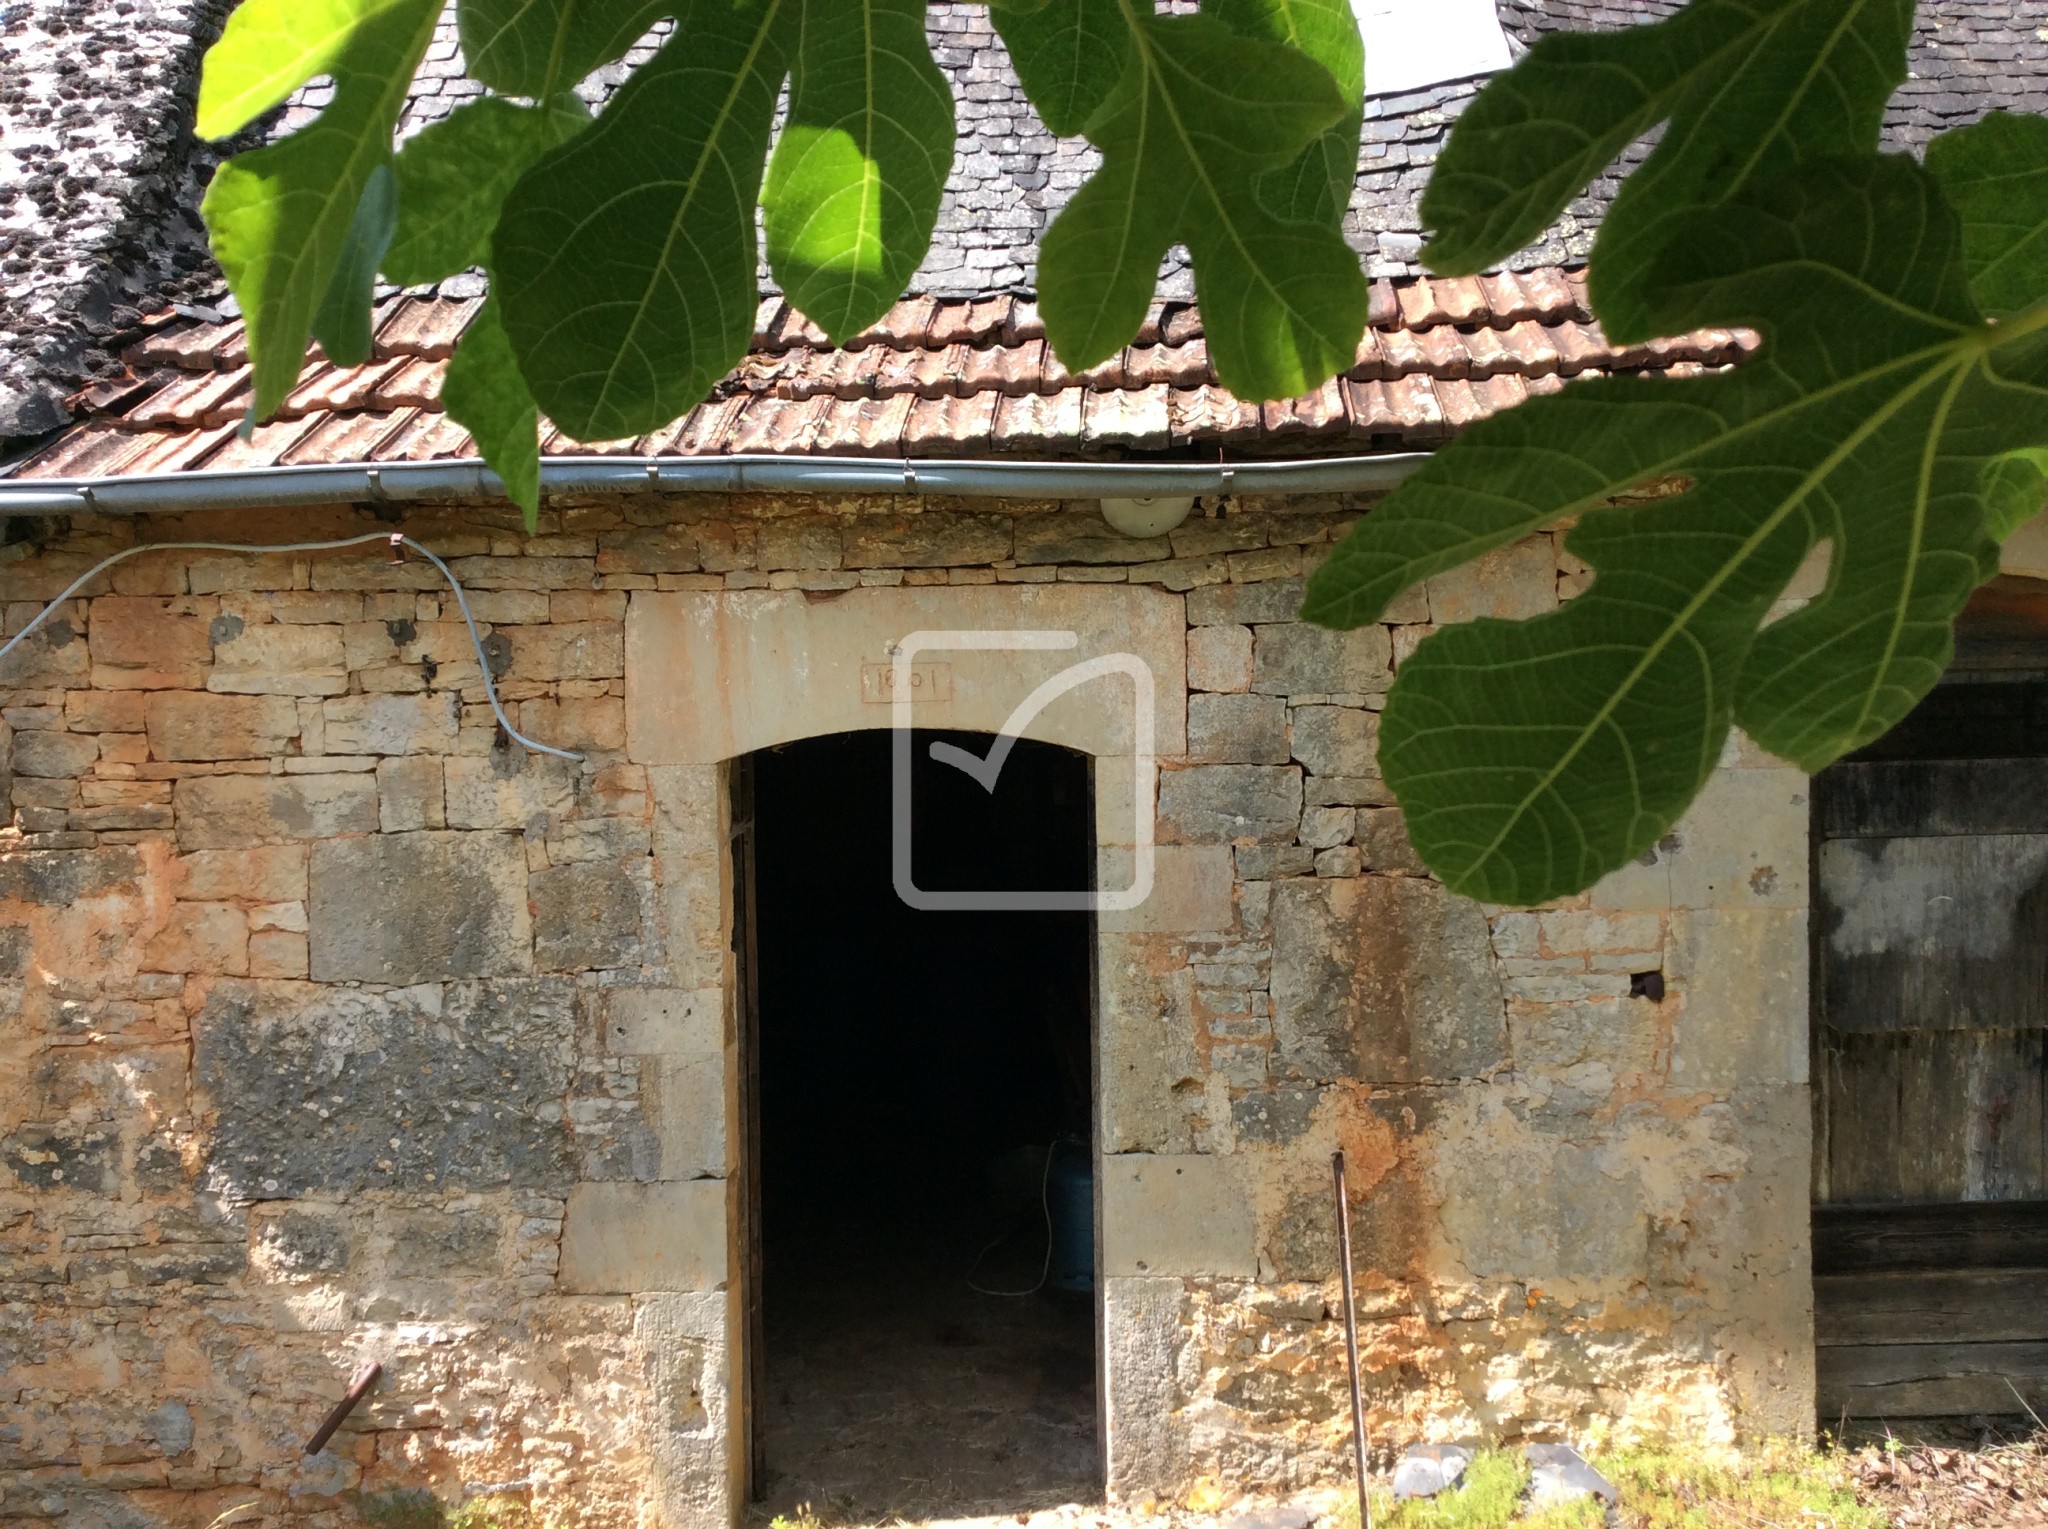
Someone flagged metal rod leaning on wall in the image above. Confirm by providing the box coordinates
[1333,1151,1373,1529]
[305,1360,382,1457]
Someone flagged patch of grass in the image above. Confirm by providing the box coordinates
[1599,1440,1887,1529]
[449,1497,533,1529]
[358,1488,445,1529]
[1372,1449,1531,1529]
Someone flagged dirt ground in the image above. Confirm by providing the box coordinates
[754,1211,1101,1524]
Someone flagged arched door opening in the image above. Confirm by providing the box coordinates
[738,729,1101,1518]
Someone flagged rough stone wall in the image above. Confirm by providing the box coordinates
[0,492,1812,1526]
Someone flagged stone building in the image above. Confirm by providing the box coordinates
[1,2,2044,1527]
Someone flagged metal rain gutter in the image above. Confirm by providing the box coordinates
[0,451,1433,517]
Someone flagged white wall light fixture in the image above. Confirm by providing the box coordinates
[1100,495,1196,538]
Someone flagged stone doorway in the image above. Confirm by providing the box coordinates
[739,729,1103,1519]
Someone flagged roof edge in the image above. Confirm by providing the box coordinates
[0,452,1434,517]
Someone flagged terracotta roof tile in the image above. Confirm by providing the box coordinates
[28,265,1763,479]
[991,388,1083,451]
[1433,277,1491,327]
[1125,340,1209,389]
[1397,278,1450,330]
[1517,269,1581,323]
[672,394,751,455]
[203,416,324,470]
[926,297,1012,347]
[1002,301,1046,345]
[1367,279,1400,330]
[903,391,998,454]
[1160,304,1202,347]
[959,339,1041,397]
[828,393,918,456]
[124,420,241,474]
[378,410,473,461]
[1169,385,1261,445]
[373,297,479,360]
[278,409,416,464]
[373,357,446,409]
[16,423,157,479]
[1084,387,1171,450]
[1261,380,1344,438]
[1478,272,1544,325]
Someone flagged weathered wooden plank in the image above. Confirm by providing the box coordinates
[1814,1201,2048,1274]
[1816,836,2048,1032]
[1817,1342,2048,1419]
[1814,1269,2048,1344]
[1818,759,2048,837]
[1818,1033,2047,1201]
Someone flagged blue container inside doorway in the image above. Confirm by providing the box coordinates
[1047,1140,1094,1294]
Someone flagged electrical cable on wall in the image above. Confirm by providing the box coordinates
[0,531,584,762]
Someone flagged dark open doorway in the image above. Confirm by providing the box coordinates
[738,729,1101,1519]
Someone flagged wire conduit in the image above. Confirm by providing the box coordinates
[0,532,584,761]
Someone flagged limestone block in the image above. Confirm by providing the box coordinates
[1098,844,1235,933]
[1234,843,1316,880]
[518,695,626,753]
[1593,767,1808,911]
[1434,1114,1651,1286]
[444,555,596,591]
[142,902,249,975]
[1186,693,1289,764]
[385,1208,502,1275]
[1300,806,1355,851]
[177,844,307,902]
[1666,908,1808,1088]
[64,691,148,732]
[376,756,446,832]
[758,519,844,570]
[502,622,624,682]
[1098,933,1201,1152]
[650,1053,727,1178]
[1424,536,1557,624]
[0,622,89,687]
[1356,807,1426,873]
[607,987,724,1057]
[1187,623,1252,693]
[1102,1153,1255,1274]
[1666,768,1808,909]
[598,527,701,574]
[87,596,214,688]
[1186,577,1306,626]
[1102,1276,1192,1499]
[146,692,299,761]
[174,774,380,850]
[1252,622,1391,696]
[308,832,532,983]
[531,858,647,971]
[1290,705,1379,777]
[194,977,578,1194]
[1158,764,1302,843]
[11,729,98,778]
[559,1179,727,1293]
[1014,513,1171,566]
[321,693,460,756]
[1305,774,1397,807]
[837,513,1012,567]
[443,753,576,831]
[207,623,348,695]
[248,930,309,978]
[1270,876,1505,1082]
[627,585,1186,762]
[637,1291,736,1529]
